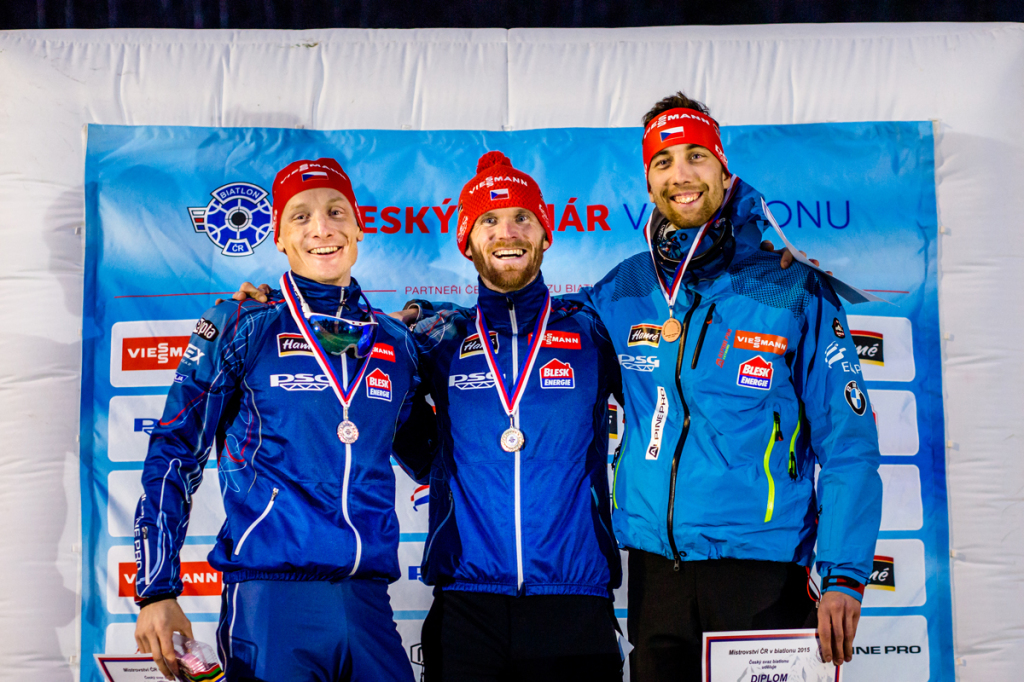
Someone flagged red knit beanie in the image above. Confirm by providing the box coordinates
[455,151,552,259]
[272,158,363,242]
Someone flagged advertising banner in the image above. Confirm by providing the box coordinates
[82,122,948,681]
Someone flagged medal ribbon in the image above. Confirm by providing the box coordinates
[644,180,739,312]
[280,272,374,414]
[474,291,552,420]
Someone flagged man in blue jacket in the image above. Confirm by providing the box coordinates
[407,151,625,681]
[133,158,432,682]
[582,93,883,680]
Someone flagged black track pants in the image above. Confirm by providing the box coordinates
[627,550,817,682]
[421,590,624,682]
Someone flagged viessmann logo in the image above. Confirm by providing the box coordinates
[734,331,788,355]
[122,336,190,371]
[528,331,582,349]
[118,561,222,598]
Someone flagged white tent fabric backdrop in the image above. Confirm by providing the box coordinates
[0,23,1021,681]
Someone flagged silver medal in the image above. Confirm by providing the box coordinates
[337,420,360,444]
[500,427,525,452]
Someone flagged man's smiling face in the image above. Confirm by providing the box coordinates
[647,143,731,229]
[465,206,549,293]
[276,187,363,286]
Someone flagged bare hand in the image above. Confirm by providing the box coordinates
[135,599,194,679]
[759,240,832,275]
[817,591,861,666]
[232,281,271,303]
[387,306,420,327]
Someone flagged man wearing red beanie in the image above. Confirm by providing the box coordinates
[402,150,625,681]
[133,157,434,682]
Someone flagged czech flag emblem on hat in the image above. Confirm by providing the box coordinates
[301,170,329,181]
[490,188,509,200]
[660,126,686,143]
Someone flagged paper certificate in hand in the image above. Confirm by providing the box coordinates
[703,629,841,682]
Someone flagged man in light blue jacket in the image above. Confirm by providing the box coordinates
[582,92,883,680]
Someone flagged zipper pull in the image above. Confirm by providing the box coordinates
[142,527,148,539]
[506,298,514,311]
[673,557,680,572]
[789,451,798,480]
[774,412,783,441]
[271,487,279,500]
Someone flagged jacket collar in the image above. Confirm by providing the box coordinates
[476,272,549,334]
[646,176,766,284]
[291,271,366,317]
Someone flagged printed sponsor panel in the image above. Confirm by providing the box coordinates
[107,395,170,462]
[390,542,433,612]
[106,544,220,614]
[104,621,219,654]
[733,330,788,355]
[845,316,915,383]
[867,389,919,457]
[539,359,575,389]
[107,467,225,537]
[879,464,924,531]
[645,386,669,460]
[393,466,430,533]
[394,621,427,672]
[862,539,927,608]
[841,615,929,682]
[110,320,198,388]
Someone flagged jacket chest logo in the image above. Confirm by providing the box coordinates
[460,331,498,359]
[737,355,773,390]
[734,331,788,355]
[539,359,574,389]
[528,330,582,350]
[628,324,662,348]
[366,369,392,401]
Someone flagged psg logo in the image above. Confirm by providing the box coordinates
[188,182,273,256]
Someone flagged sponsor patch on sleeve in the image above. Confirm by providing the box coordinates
[867,555,895,591]
[193,317,219,341]
[844,380,867,415]
[734,331,788,355]
[832,318,846,338]
[737,355,773,390]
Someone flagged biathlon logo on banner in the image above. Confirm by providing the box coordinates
[188,182,273,256]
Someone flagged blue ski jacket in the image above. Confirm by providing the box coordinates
[408,274,622,598]
[583,178,883,600]
[134,274,431,600]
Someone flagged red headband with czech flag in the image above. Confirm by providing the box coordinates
[642,108,730,177]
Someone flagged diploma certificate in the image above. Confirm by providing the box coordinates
[94,654,167,682]
[703,628,842,682]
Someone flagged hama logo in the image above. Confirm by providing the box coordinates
[737,355,773,390]
[460,331,498,358]
[371,343,396,362]
[529,331,582,349]
[278,333,312,357]
[735,331,788,355]
[119,561,221,598]
[868,555,895,591]
[193,317,219,341]
[411,485,429,511]
[539,359,574,389]
[852,330,885,366]
[188,182,272,256]
[270,373,329,391]
[366,369,392,401]
[628,324,663,348]
[122,336,190,371]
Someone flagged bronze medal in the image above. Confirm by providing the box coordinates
[662,317,682,343]
[337,420,360,444]
[500,427,526,452]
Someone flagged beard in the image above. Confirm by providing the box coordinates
[654,180,726,229]
[470,238,544,293]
